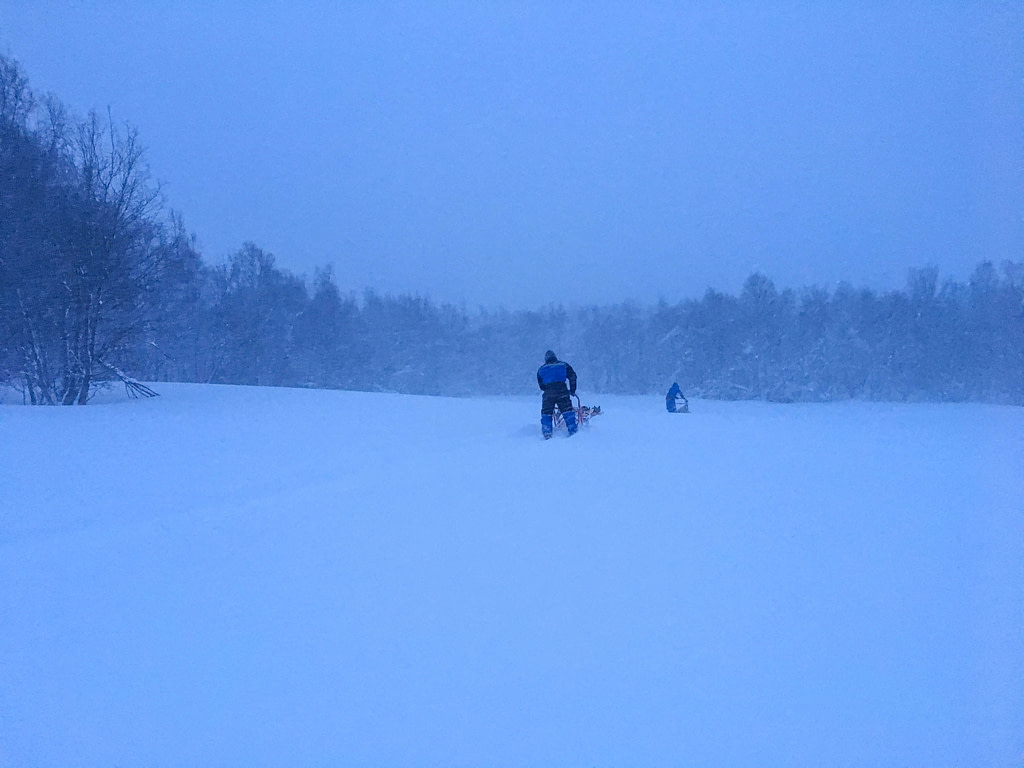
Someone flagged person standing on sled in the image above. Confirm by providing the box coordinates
[538,350,578,439]
[666,381,689,413]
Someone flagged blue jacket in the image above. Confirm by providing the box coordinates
[538,360,577,395]
[666,382,684,412]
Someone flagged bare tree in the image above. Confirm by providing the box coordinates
[1,52,175,404]
[50,110,166,402]
[0,54,33,125]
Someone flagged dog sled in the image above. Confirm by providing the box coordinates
[553,393,602,431]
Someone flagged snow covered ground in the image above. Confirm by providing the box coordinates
[1,383,1022,767]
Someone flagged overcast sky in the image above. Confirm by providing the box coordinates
[1,1,1021,308]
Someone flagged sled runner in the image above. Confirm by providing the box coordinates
[553,393,601,431]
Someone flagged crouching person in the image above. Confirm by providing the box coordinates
[667,381,689,413]
[537,350,578,439]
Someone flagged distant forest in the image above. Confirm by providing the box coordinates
[2,54,1022,405]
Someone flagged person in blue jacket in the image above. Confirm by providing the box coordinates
[537,350,578,439]
[666,382,689,413]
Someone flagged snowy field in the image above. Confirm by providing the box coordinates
[1,383,1022,767]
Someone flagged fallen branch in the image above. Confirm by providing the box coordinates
[98,360,159,398]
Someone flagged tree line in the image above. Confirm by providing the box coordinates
[2,54,1022,405]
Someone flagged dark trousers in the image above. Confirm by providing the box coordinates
[542,390,572,416]
[541,390,576,436]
